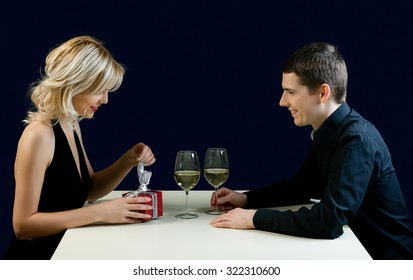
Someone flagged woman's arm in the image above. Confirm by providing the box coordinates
[12,122,153,240]
[74,123,156,202]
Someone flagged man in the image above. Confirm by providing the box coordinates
[210,42,413,259]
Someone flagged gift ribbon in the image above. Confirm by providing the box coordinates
[123,160,152,198]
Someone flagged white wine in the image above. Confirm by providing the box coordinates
[174,170,200,191]
[204,168,229,188]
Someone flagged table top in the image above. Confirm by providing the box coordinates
[52,190,372,260]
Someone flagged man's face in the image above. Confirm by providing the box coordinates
[279,73,324,130]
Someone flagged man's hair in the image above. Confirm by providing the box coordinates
[281,42,347,103]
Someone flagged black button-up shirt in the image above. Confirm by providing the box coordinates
[246,103,413,259]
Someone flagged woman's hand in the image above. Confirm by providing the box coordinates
[94,196,154,223]
[126,143,156,167]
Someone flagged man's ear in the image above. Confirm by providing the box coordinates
[319,83,332,103]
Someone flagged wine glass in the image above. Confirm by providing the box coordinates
[204,148,229,215]
[174,150,200,219]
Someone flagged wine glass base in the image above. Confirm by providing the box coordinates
[175,212,199,219]
[205,209,224,215]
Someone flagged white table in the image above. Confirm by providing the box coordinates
[52,190,372,260]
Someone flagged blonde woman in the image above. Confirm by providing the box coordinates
[4,36,156,259]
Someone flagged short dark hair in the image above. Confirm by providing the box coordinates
[282,42,347,103]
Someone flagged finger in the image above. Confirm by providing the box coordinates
[210,215,227,224]
[132,144,145,161]
[216,195,229,205]
[130,204,153,211]
[124,212,151,224]
[125,197,151,204]
[137,144,149,158]
[145,156,156,166]
[210,191,217,208]
[133,212,151,220]
[124,217,143,224]
[125,207,152,219]
[142,151,155,165]
[218,204,232,212]
[211,220,231,228]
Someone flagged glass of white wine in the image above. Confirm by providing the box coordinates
[174,150,200,219]
[204,148,229,215]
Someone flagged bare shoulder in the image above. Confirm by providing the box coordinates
[20,121,54,145]
[17,121,55,159]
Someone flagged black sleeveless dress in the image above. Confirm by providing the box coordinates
[3,122,92,259]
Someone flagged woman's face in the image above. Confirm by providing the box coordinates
[72,91,108,119]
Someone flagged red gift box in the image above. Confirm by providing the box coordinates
[122,190,163,222]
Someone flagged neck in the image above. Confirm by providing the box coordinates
[325,102,342,119]
[313,102,342,131]
[58,116,76,131]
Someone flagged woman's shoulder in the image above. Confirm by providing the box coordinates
[15,120,55,166]
[19,120,55,147]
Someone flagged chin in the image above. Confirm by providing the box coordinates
[83,113,94,119]
[294,121,306,127]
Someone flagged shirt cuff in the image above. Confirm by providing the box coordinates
[253,209,278,232]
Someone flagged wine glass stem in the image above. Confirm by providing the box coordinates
[214,189,218,211]
[185,191,189,214]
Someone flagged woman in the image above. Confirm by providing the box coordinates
[4,35,156,259]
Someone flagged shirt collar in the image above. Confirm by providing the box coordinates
[312,103,351,149]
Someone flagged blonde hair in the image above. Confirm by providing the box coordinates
[25,35,125,124]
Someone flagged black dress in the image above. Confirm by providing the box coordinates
[3,122,92,260]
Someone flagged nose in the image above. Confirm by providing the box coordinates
[101,91,109,104]
[279,91,288,107]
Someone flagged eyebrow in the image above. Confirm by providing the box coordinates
[283,87,296,92]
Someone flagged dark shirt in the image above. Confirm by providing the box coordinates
[246,103,413,259]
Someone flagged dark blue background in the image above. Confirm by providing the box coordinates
[1,0,412,257]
